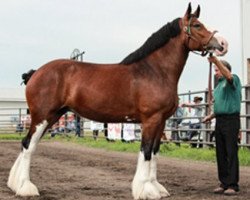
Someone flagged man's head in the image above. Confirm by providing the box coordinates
[220,60,231,72]
[214,59,231,79]
[193,96,203,103]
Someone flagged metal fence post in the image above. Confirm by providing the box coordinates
[70,48,85,137]
[203,89,210,145]
[245,85,250,144]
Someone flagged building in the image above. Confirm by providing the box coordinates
[0,88,28,132]
[242,0,250,83]
[241,0,250,144]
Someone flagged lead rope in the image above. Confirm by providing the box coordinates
[208,53,213,115]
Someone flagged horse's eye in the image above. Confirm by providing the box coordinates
[193,24,201,29]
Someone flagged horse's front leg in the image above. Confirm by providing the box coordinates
[149,126,170,198]
[132,115,170,200]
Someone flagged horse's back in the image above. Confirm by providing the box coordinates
[25,59,137,122]
[26,59,110,91]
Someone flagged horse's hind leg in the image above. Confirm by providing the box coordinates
[7,120,48,196]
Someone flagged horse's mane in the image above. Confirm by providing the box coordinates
[120,18,181,65]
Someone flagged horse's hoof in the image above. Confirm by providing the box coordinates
[132,181,161,199]
[144,181,161,199]
[7,182,16,193]
[16,180,39,196]
[152,180,170,197]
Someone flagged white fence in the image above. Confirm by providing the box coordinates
[1,86,250,147]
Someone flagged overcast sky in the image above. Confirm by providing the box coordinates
[0,0,242,94]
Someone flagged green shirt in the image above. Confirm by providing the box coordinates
[213,74,242,115]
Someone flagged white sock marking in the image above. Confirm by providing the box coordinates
[150,154,170,198]
[132,152,161,199]
[8,120,48,196]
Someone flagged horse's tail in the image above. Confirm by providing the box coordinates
[21,69,36,85]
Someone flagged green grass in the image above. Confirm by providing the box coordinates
[1,133,250,166]
[0,133,26,140]
[159,143,217,162]
[0,133,51,140]
[52,134,141,153]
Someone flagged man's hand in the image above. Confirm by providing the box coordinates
[180,103,186,107]
[202,113,215,123]
[202,116,211,124]
[207,56,218,65]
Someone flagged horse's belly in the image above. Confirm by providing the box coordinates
[72,104,140,123]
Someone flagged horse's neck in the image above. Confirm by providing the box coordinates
[148,36,189,84]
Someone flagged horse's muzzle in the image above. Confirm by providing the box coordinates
[207,37,224,53]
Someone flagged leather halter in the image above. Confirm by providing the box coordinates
[183,17,217,56]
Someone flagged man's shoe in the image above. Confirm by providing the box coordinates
[213,187,225,194]
[224,188,238,196]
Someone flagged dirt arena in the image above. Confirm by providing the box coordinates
[0,141,249,200]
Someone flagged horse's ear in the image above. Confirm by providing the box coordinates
[193,5,200,18]
[184,2,192,19]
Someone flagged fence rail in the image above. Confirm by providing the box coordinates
[1,86,250,147]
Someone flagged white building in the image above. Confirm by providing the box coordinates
[0,88,26,108]
[0,88,27,132]
[241,0,250,144]
[242,0,250,83]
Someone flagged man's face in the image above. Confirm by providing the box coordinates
[214,66,223,79]
[194,100,201,104]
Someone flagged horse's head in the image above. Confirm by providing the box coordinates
[181,3,224,56]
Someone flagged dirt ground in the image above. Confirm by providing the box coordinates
[0,141,249,200]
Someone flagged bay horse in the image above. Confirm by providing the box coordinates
[8,3,225,199]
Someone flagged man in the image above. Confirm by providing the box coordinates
[203,56,242,195]
[181,96,204,140]
[170,98,184,145]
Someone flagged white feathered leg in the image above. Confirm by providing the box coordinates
[7,120,48,196]
[7,151,23,192]
[132,152,161,200]
[149,154,170,198]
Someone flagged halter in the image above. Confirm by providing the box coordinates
[183,17,217,56]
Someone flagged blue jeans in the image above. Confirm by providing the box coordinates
[187,123,201,140]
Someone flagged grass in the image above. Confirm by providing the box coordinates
[160,143,217,162]
[52,134,141,153]
[1,133,250,166]
[0,133,51,140]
